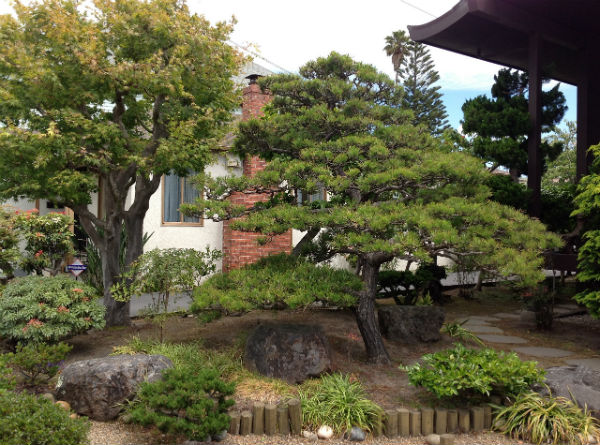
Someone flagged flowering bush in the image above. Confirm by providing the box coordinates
[0,276,105,343]
[15,210,74,276]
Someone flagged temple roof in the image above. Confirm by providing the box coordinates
[408,0,600,85]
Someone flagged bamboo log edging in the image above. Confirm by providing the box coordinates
[226,401,496,437]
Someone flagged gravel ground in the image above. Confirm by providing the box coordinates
[89,421,527,445]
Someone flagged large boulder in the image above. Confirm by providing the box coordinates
[56,354,173,420]
[538,365,600,414]
[378,305,444,343]
[244,323,331,383]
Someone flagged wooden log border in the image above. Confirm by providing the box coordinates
[226,401,496,437]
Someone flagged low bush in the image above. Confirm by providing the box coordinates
[0,390,90,445]
[0,275,105,343]
[494,390,599,445]
[299,373,383,433]
[0,356,15,391]
[127,367,235,441]
[8,342,72,386]
[403,343,544,401]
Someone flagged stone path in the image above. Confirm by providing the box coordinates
[566,358,600,371]
[454,311,577,359]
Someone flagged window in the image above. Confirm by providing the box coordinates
[162,173,202,225]
[297,187,326,206]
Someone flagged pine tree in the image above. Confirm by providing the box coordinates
[462,68,567,181]
[186,53,561,364]
[385,30,449,136]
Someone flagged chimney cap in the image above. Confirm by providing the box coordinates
[245,74,263,84]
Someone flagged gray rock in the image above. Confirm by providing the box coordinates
[378,306,444,343]
[425,433,441,445]
[41,392,55,403]
[244,324,331,384]
[538,365,600,413]
[346,426,366,441]
[56,354,172,420]
[213,430,227,442]
[302,430,318,440]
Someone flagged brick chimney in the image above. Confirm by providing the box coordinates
[222,76,292,271]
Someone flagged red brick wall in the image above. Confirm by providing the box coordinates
[222,81,292,271]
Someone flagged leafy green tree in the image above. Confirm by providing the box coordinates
[0,0,243,325]
[541,121,577,233]
[462,68,567,181]
[185,53,561,364]
[572,144,600,316]
[384,30,449,136]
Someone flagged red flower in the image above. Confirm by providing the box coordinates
[34,250,44,258]
[82,297,90,302]
[72,288,84,293]
[26,318,44,328]
[35,232,44,237]
[38,302,45,307]
[57,306,70,313]
[84,317,91,322]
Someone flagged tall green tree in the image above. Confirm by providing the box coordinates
[462,68,567,181]
[384,30,449,136]
[185,53,561,364]
[0,0,243,325]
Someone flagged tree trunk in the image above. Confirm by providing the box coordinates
[102,223,130,327]
[355,259,391,365]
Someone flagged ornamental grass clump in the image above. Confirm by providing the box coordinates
[494,390,599,445]
[0,275,105,343]
[403,343,544,401]
[299,373,383,434]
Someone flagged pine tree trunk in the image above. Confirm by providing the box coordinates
[355,260,391,365]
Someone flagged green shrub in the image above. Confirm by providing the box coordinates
[0,390,90,445]
[192,254,362,315]
[8,342,72,386]
[127,367,235,441]
[494,390,599,445]
[15,211,74,276]
[0,276,105,343]
[299,373,383,433]
[402,343,544,401]
[0,355,15,391]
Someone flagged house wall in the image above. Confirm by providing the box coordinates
[143,154,243,271]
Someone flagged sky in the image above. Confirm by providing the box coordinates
[0,0,577,129]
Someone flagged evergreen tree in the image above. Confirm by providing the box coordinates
[384,30,449,136]
[0,0,243,325]
[186,53,561,364]
[462,68,567,181]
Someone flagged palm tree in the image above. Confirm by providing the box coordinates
[384,30,410,83]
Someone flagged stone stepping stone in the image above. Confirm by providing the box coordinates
[461,319,491,327]
[554,303,580,311]
[493,312,521,320]
[456,315,499,323]
[464,325,503,334]
[513,346,573,358]
[477,334,528,344]
[566,358,600,371]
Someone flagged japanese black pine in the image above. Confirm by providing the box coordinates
[187,53,561,364]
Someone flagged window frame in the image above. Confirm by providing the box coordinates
[160,174,203,227]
